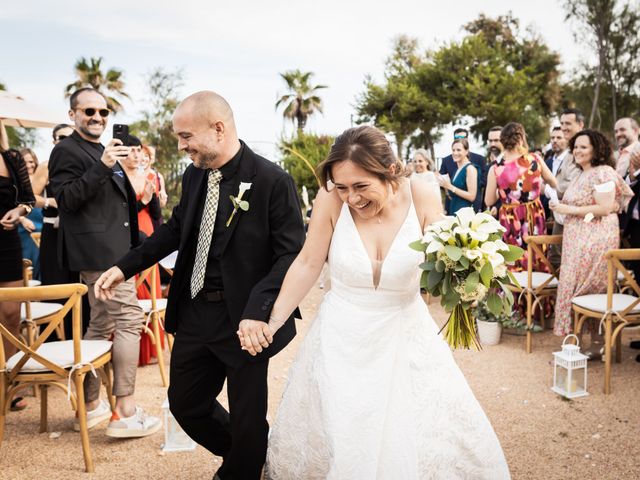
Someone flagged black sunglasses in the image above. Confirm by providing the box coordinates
[76,108,110,117]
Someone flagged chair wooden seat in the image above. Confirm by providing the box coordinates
[138,298,168,314]
[20,302,63,322]
[6,340,112,373]
[511,271,559,289]
[572,293,640,313]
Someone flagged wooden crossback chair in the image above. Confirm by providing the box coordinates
[136,265,169,387]
[0,283,114,472]
[21,259,63,345]
[572,249,640,394]
[506,234,562,353]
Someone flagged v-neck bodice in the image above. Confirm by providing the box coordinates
[328,194,423,301]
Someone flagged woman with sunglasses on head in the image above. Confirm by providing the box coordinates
[0,147,36,411]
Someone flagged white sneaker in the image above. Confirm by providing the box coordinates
[74,399,111,431]
[105,406,162,438]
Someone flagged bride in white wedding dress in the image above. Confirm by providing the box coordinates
[239,126,510,479]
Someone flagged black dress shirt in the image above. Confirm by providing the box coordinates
[192,142,244,291]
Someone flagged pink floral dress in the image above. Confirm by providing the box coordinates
[553,165,634,336]
[494,153,546,272]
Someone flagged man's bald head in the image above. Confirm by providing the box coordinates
[173,91,241,170]
[176,91,236,129]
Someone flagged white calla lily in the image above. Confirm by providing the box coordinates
[426,240,445,254]
[455,207,476,227]
[488,252,505,268]
[480,242,499,255]
[464,248,483,260]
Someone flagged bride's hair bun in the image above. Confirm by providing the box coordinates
[317,125,408,190]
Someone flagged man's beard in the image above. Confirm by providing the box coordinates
[617,137,631,149]
[489,147,501,157]
[79,123,103,140]
[193,150,217,169]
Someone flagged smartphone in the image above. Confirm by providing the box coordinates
[113,124,129,146]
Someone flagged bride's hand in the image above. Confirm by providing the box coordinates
[237,319,273,356]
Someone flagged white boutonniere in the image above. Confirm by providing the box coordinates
[226,182,252,227]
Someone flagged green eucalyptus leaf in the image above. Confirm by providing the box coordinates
[444,245,462,261]
[459,255,470,268]
[480,262,493,287]
[465,271,480,293]
[487,292,502,316]
[427,269,444,291]
[420,270,429,289]
[239,200,249,211]
[436,260,446,273]
[501,245,525,263]
[409,239,426,252]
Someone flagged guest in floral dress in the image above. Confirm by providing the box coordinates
[485,122,557,272]
[551,130,633,347]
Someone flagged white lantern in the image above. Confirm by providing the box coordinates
[161,398,197,452]
[551,334,589,399]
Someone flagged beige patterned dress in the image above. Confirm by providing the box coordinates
[554,165,633,336]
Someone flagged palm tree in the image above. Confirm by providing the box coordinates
[64,57,130,113]
[275,70,327,133]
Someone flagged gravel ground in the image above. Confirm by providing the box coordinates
[1,283,639,480]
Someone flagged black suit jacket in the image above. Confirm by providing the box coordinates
[116,143,306,359]
[622,179,640,234]
[48,132,139,271]
[439,152,486,212]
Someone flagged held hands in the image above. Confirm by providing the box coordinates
[101,139,130,168]
[94,266,125,301]
[237,319,273,356]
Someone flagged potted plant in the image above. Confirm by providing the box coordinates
[473,299,504,346]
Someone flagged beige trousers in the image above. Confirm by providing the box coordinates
[80,271,144,401]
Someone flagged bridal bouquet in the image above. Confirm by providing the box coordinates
[410,207,524,350]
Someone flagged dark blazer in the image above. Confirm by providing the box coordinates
[48,131,139,271]
[622,179,640,234]
[439,152,486,212]
[116,143,306,360]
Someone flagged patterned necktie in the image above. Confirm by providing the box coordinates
[190,169,223,298]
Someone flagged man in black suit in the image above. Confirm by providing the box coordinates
[49,87,161,437]
[438,127,486,213]
[95,91,305,479]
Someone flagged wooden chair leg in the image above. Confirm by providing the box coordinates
[0,375,6,446]
[74,372,94,473]
[103,363,116,411]
[39,385,48,433]
[604,316,613,395]
[615,330,622,363]
[526,292,533,354]
[167,333,174,352]
[151,313,168,387]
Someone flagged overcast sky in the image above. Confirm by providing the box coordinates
[1,1,593,163]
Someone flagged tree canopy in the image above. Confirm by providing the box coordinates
[65,57,130,113]
[276,70,327,133]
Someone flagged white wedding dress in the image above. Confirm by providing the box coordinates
[266,197,511,480]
